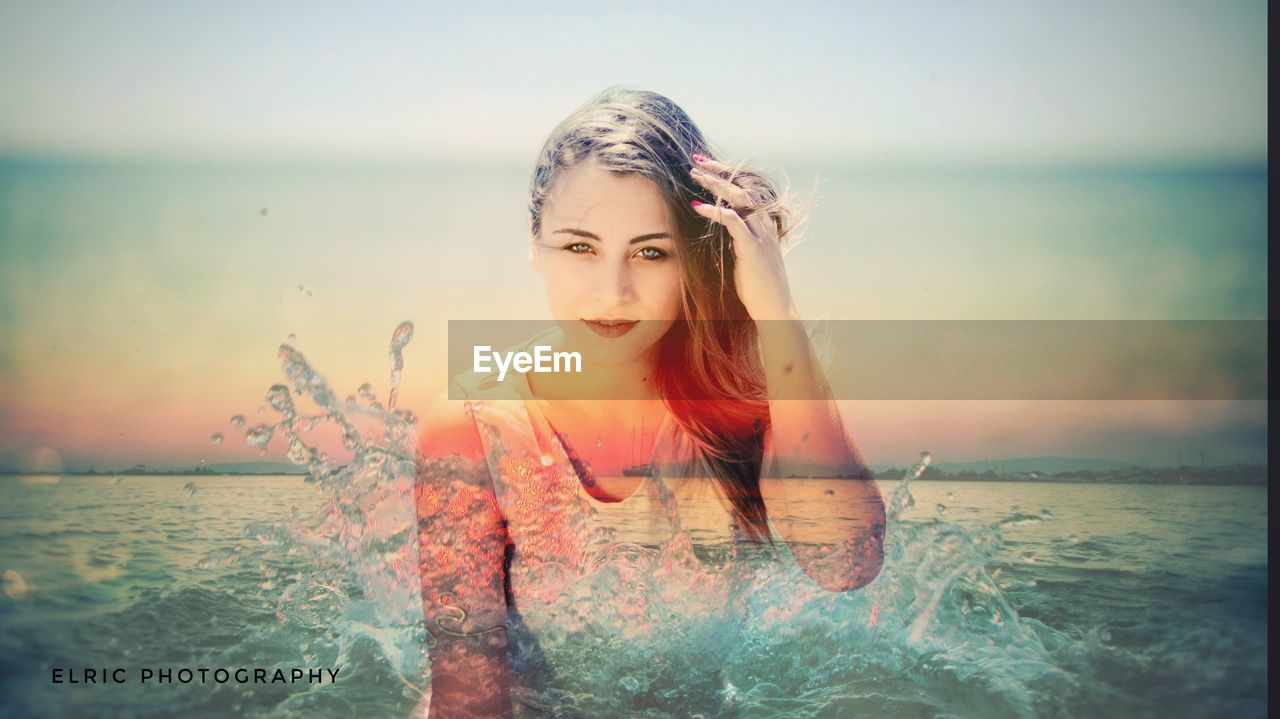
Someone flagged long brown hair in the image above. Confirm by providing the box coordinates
[528,85,805,543]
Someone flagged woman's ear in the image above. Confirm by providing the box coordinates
[527,214,543,274]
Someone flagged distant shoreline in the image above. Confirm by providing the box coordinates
[0,466,1264,487]
[871,463,1267,487]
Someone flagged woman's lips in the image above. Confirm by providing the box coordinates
[582,319,639,338]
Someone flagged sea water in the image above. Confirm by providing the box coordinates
[0,326,1266,718]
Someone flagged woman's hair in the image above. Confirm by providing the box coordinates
[528,85,808,543]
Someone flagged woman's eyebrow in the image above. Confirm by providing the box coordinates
[551,228,672,244]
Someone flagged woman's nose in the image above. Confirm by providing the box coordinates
[594,259,636,306]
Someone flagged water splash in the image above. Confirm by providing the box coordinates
[203,332,1103,718]
[716,450,1079,719]
[388,320,413,411]
[202,322,429,711]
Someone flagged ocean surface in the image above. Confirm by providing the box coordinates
[0,472,1266,718]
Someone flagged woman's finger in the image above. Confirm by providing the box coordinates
[691,167,754,209]
[691,200,754,254]
[691,154,740,178]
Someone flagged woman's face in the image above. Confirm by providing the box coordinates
[531,160,683,366]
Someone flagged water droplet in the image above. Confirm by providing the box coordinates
[2,569,30,599]
[266,384,293,412]
[595,437,604,448]
[945,492,955,501]
[210,433,223,445]
[390,321,414,351]
[287,439,311,465]
[245,424,274,447]
[358,383,376,401]
[288,333,297,342]
[1040,508,1054,519]
[540,455,553,467]
[936,503,948,516]
[229,415,245,428]
[183,482,198,498]
[110,475,123,485]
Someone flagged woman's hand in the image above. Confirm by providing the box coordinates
[689,154,798,322]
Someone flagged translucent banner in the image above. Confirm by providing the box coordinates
[446,320,1266,400]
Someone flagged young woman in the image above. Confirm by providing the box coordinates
[415,86,885,719]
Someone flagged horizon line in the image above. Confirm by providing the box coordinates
[0,148,1267,175]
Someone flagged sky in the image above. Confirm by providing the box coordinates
[0,0,1267,165]
[0,1,1268,473]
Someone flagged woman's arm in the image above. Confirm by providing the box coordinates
[687,155,885,593]
[416,389,513,719]
[755,313,886,593]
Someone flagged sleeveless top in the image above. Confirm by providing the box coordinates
[448,327,783,718]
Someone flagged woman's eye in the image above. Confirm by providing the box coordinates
[559,243,666,260]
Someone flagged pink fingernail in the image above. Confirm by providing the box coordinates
[691,200,704,207]
[692,153,707,163]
